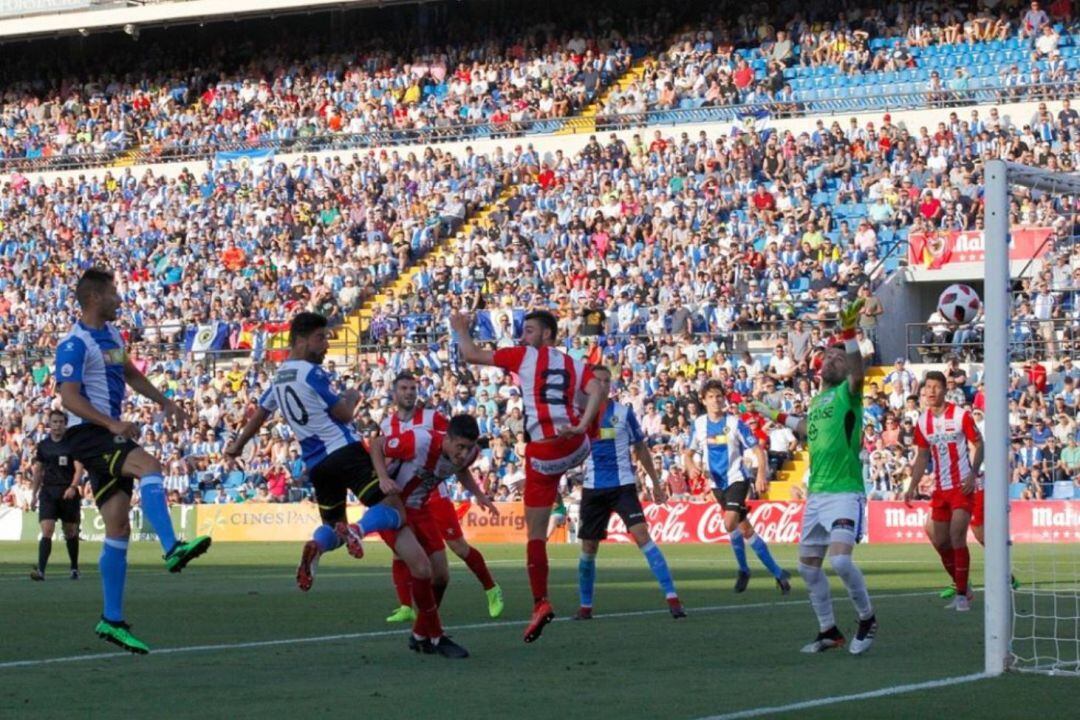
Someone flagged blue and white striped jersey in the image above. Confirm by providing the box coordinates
[583,401,646,489]
[54,322,127,428]
[259,360,357,470]
[689,414,757,490]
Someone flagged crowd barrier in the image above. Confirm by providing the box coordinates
[2,501,1077,544]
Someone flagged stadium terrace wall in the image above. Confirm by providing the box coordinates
[14,98,1065,186]
[3,501,1077,544]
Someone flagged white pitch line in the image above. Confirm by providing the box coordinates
[696,672,990,720]
[0,589,936,670]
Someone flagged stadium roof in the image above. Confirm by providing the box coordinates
[0,0,423,41]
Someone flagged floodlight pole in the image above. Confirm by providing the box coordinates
[982,159,1011,677]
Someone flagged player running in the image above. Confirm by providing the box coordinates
[756,299,877,655]
[380,371,504,623]
[574,365,685,620]
[30,410,84,582]
[226,312,414,595]
[684,380,791,594]
[905,371,984,611]
[363,413,499,659]
[55,267,212,654]
[450,309,606,643]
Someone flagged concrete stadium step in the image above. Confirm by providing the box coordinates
[554,57,649,136]
[766,450,808,500]
[327,184,519,358]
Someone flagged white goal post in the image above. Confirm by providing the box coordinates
[983,160,1080,676]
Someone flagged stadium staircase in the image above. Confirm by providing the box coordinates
[328,184,519,357]
[764,365,890,500]
[555,56,651,136]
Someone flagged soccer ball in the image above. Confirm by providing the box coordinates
[937,284,981,325]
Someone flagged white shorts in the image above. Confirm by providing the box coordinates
[799,492,866,555]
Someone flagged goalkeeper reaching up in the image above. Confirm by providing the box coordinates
[756,298,877,655]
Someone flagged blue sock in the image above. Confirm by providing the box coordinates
[749,534,784,579]
[641,541,677,598]
[578,552,596,608]
[312,524,341,553]
[358,503,402,535]
[100,537,128,622]
[730,531,750,574]
[139,475,177,553]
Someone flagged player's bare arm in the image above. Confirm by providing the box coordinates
[560,377,605,436]
[368,436,401,495]
[456,469,499,516]
[449,311,495,366]
[963,438,984,495]
[124,357,189,427]
[58,381,136,439]
[753,401,807,440]
[225,407,272,458]
[753,445,769,495]
[906,447,932,506]
[634,441,666,503]
[66,461,85,500]
[329,388,361,423]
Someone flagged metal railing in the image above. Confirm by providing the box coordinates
[905,315,1078,363]
[2,80,1073,174]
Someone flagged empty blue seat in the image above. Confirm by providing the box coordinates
[1052,482,1075,500]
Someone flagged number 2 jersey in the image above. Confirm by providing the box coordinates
[492,345,594,442]
[259,359,358,471]
[383,427,480,509]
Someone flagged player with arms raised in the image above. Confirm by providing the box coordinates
[380,371,504,623]
[756,299,877,654]
[450,309,605,643]
[905,371,984,611]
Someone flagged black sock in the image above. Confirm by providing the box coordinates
[38,537,52,574]
[66,536,80,570]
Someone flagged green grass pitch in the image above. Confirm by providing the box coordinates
[2,541,1078,719]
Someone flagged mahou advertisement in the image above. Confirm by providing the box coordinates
[864,501,1080,544]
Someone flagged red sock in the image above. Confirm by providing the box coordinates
[953,546,970,596]
[391,558,412,607]
[410,576,443,639]
[464,547,496,590]
[936,545,956,582]
[526,539,549,605]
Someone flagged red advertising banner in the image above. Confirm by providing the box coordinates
[907,227,1052,269]
[866,501,1080,544]
[605,501,804,545]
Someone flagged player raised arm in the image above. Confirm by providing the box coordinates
[329,387,361,423]
[449,311,495,366]
[837,298,866,395]
[225,406,272,458]
[753,401,807,441]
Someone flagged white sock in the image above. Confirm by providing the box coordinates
[829,553,873,621]
[798,561,835,632]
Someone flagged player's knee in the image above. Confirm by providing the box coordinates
[628,525,650,547]
[581,539,600,555]
[798,559,823,580]
[407,556,432,580]
[448,539,470,559]
[828,552,856,577]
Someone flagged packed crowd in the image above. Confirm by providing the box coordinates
[0,2,663,168]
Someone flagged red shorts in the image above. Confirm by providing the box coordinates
[970,489,984,528]
[427,494,464,542]
[379,505,445,555]
[930,487,976,523]
[523,434,591,508]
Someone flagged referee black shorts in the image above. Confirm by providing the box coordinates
[38,488,81,524]
[577,485,646,541]
[63,424,140,508]
[308,443,386,525]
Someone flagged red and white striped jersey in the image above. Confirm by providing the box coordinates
[914,403,982,491]
[493,345,593,441]
[380,407,449,436]
[380,407,451,499]
[383,427,479,509]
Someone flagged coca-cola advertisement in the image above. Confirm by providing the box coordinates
[866,501,1080,544]
[604,501,805,544]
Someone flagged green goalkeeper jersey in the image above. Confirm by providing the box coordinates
[806,380,864,494]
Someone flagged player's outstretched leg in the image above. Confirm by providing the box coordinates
[829,552,876,655]
[340,500,405,559]
[296,524,342,592]
[134,469,210,573]
[638,539,684,618]
[455,542,502,618]
[742,524,791,594]
[386,558,417,622]
[798,557,845,653]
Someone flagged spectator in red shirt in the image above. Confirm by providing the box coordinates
[918,190,943,222]
[733,59,755,90]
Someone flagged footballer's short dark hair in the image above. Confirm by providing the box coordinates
[75,267,115,307]
[447,414,480,442]
[289,312,328,345]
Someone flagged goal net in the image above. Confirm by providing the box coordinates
[983,160,1080,676]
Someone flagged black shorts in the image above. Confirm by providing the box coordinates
[714,482,750,520]
[578,485,646,541]
[38,488,81,524]
[63,425,140,508]
[308,443,386,525]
